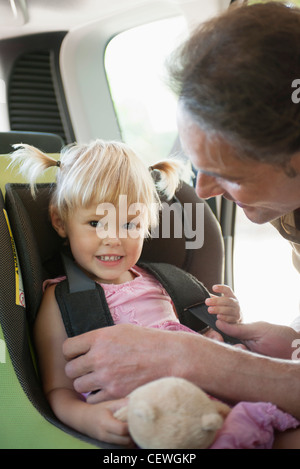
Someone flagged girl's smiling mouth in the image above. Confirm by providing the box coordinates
[99,255,122,261]
[97,255,124,266]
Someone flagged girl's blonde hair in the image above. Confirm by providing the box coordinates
[10,139,184,234]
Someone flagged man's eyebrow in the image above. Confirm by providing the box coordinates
[198,168,241,181]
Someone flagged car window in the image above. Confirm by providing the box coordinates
[104,16,187,166]
[234,207,299,326]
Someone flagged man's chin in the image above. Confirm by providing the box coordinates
[241,206,280,225]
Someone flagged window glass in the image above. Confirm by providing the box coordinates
[104,17,187,165]
[234,207,299,326]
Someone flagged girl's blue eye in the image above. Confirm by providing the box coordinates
[124,221,136,230]
[90,220,103,228]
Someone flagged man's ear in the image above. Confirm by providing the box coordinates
[50,206,67,238]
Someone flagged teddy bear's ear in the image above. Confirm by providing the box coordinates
[213,400,231,418]
[201,413,223,431]
[133,402,157,422]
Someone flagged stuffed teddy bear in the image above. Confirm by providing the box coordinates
[114,376,230,449]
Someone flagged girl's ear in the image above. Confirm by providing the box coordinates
[50,206,67,238]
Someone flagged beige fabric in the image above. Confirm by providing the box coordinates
[271,212,300,273]
[271,212,300,331]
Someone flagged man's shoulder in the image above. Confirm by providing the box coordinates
[271,210,300,244]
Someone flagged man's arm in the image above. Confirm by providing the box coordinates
[216,320,300,359]
[63,323,300,419]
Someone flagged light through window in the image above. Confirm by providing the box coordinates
[104,17,187,165]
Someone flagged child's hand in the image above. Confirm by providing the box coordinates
[86,398,133,446]
[205,284,242,324]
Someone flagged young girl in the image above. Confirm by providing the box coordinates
[11,139,241,446]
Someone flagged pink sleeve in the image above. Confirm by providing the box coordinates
[210,401,299,449]
[43,276,66,291]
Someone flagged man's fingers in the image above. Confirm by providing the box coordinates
[63,333,92,361]
[216,320,256,340]
[86,389,109,403]
[64,351,93,381]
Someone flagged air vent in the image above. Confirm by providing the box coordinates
[8,50,67,142]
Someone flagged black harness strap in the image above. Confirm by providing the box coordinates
[54,254,114,337]
[55,254,240,344]
[55,281,114,337]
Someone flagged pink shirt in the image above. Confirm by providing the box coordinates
[99,265,177,328]
[44,265,194,333]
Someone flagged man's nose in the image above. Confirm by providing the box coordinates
[195,172,225,199]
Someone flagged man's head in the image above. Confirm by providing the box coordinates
[169,2,300,223]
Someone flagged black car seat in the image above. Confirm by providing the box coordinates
[0,132,224,448]
[0,130,64,153]
[0,132,100,449]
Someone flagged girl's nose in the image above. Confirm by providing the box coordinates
[195,172,225,199]
[102,232,122,246]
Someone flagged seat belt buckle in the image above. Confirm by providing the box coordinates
[186,302,242,345]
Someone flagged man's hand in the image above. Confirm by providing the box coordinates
[63,324,175,403]
[216,320,300,359]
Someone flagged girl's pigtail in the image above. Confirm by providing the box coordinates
[150,159,190,200]
[9,143,60,196]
